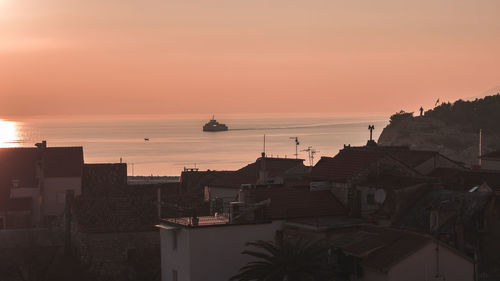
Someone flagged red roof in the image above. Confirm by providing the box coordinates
[333,226,443,272]
[310,150,388,182]
[210,157,305,188]
[247,187,347,219]
[44,147,84,177]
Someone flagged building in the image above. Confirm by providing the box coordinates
[72,196,161,279]
[346,145,465,175]
[0,141,83,228]
[158,187,347,281]
[202,155,308,212]
[71,162,184,279]
[480,149,500,171]
[284,222,475,281]
[310,149,428,218]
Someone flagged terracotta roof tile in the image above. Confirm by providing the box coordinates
[332,226,432,272]
[210,157,305,188]
[247,187,347,219]
[310,150,387,182]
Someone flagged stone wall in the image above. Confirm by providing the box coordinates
[73,229,160,280]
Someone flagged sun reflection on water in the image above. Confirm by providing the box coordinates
[0,120,20,148]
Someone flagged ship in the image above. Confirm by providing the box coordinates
[203,116,228,132]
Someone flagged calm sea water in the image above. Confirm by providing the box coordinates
[1,114,387,176]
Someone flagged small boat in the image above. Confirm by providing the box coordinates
[203,116,228,132]
[144,138,150,141]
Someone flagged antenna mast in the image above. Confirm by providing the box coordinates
[263,134,266,157]
[301,146,319,167]
[289,137,299,159]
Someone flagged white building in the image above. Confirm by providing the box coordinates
[158,217,283,281]
[158,186,347,281]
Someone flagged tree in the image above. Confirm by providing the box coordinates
[230,239,334,281]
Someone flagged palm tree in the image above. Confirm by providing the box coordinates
[230,238,334,281]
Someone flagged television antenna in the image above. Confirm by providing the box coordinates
[289,137,299,159]
[301,146,319,167]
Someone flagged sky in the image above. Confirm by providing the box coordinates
[1,0,499,118]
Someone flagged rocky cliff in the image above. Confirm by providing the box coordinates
[378,94,500,166]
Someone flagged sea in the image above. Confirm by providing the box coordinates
[0,114,388,176]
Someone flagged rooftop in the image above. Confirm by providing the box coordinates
[330,226,470,272]
[310,149,404,182]
[396,189,493,233]
[285,217,368,231]
[162,215,230,227]
[209,156,306,188]
[246,187,347,219]
[0,145,83,210]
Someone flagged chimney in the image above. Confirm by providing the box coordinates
[259,153,268,184]
[35,140,47,149]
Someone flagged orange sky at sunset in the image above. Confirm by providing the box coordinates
[1,0,499,118]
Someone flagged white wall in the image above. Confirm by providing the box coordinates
[160,220,284,281]
[43,177,81,216]
[161,227,191,281]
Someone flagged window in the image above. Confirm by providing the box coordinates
[172,231,178,250]
[172,270,178,281]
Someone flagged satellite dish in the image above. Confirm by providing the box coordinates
[374,189,386,204]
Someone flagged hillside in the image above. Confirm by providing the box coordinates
[378,94,500,166]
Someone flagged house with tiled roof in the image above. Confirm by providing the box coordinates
[284,222,474,281]
[346,145,465,175]
[0,141,83,229]
[310,149,428,218]
[395,187,500,278]
[203,155,308,214]
[333,226,473,281]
